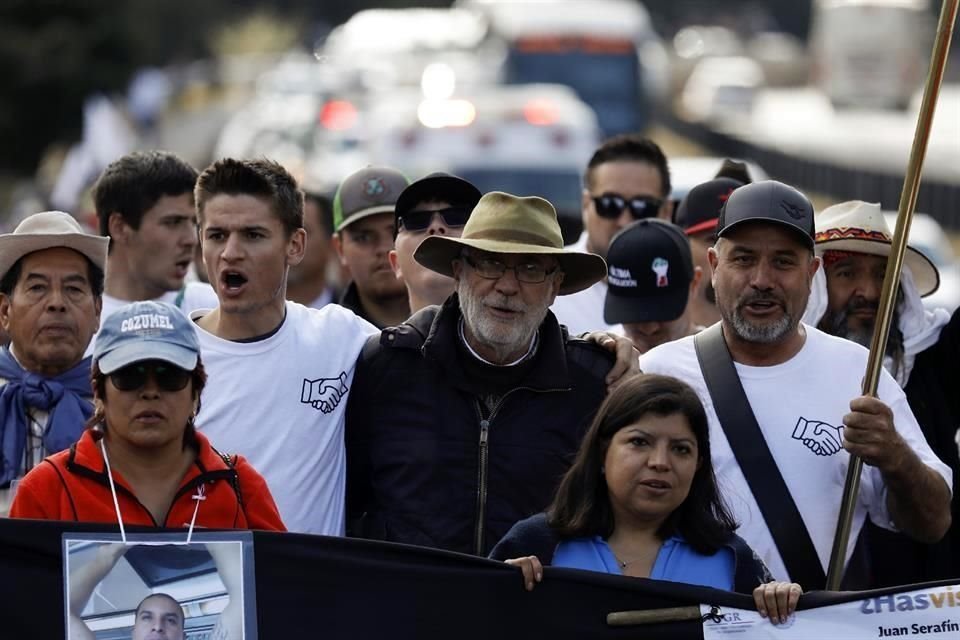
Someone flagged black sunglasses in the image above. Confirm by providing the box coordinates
[109,361,192,392]
[398,207,471,232]
[592,194,663,220]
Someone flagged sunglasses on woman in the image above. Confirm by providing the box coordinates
[109,361,192,392]
[397,206,472,232]
[592,194,663,220]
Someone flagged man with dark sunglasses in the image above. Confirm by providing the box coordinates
[551,134,673,335]
[389,173,482,314]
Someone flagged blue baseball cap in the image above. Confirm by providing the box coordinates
[94,301,200,374]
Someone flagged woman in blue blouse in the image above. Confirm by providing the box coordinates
[490,373,802,625]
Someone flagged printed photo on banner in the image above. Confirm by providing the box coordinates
[63,531,257,640]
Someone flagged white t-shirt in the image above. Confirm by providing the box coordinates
[639,325,952,581]
[88,283,220,355]
[549,232,621,336]
[191,301,377,535]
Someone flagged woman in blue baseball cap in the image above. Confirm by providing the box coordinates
[10,300,284,532]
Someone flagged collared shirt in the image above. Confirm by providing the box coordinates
[0,346,52,516]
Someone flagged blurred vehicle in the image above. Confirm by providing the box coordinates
[320,8,500,94]
[669,25,745,95]
[213,53,342,162]
[809,0,933,111]
[679,55,764,130]
[667,156,769,210]
[459,0,667,137]
[365,83,602,243]
[884,212,960,312]
[746,31,809,87]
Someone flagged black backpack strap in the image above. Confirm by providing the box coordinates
[213,447,246,519]
[694,324,826,590]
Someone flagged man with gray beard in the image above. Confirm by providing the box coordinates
[639,181,951,589]
[344,192,622,556]
[808,200,959,587]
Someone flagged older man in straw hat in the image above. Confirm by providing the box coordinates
[0,211,107,515]
[806,200,959,586]
[346,191,618,556]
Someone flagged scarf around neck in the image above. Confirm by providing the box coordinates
[0,348,93,485]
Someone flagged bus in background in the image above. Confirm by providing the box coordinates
[459,0,667,137]
[809,0,933,110]
[365,82,602,244]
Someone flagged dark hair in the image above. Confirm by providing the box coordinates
[584,134,671,197]
[134,592,184,630]
[87,360,207,447]
[304,191,334,235]
[93,151,198,238]
[547,373,737,554]
[195,158,304,236]
[0,253,104,298]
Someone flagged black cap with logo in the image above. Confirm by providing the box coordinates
[603,219,694,324]
[717,180,815,250]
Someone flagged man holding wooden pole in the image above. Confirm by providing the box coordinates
[639,180,952,590]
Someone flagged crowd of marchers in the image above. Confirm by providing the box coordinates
[0,134,956,636]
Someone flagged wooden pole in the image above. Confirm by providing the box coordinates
[607,605,705,626]
[825,0,959,591]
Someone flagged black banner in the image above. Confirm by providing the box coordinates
[1,519,951,639]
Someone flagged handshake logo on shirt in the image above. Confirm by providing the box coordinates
[792,417,844,456]
[301,371,349,414]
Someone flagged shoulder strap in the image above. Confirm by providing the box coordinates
[694,324,826,590]
[213,448,246,517]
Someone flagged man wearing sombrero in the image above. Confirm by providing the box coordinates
[345,192,617,556]
[809,200,959,587]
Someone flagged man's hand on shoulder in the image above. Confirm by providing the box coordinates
[580,331,639,391]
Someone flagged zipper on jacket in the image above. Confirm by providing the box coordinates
[69,458,236,527]
[474,412,490,555]
[471,386,564,555]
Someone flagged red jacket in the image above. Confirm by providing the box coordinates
[9,429,285,531]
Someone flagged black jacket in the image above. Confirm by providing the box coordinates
[489,512,774,595]
[345,295,613,556]
[865,307,960,586]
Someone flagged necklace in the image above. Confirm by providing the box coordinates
[609,541,658,570]
[613,553,646,569]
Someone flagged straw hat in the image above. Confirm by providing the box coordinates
[414,191,606,295]
[815,200,939,297]
[0,211,108,278]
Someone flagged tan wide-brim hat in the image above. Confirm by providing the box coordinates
[414,191,606,295]
[815,200,939,297]
[0,211,109,279]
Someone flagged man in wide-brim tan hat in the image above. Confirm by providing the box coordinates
[0,210,108,515]
[415,191,607,297]
[807,199,960,589]
[345,191,628,557]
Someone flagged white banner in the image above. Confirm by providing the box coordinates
[702,583,960,638]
